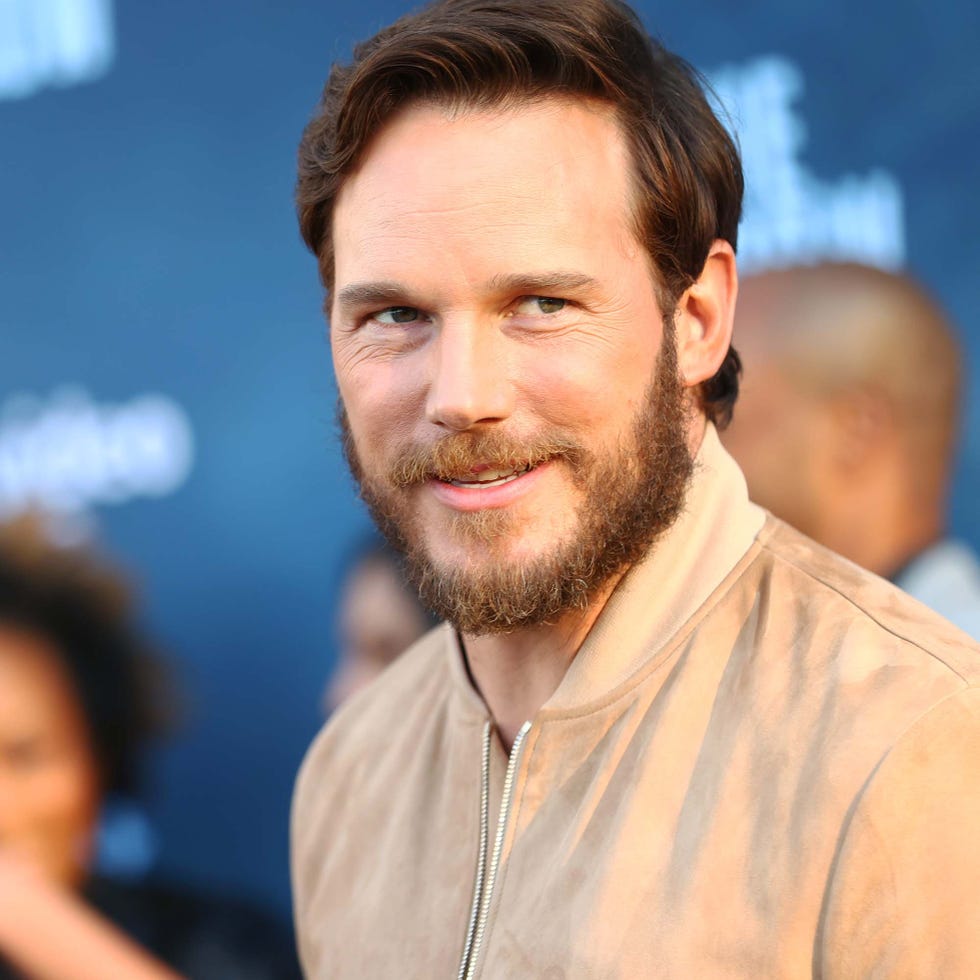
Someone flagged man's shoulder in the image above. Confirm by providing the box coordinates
[816,684,980,976]
[297,623,453,787]
[291,623,468,851]
[290,622,480,952]
[749,515,980,684]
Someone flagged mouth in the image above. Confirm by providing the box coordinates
[442,463,534,489]
[423,455,558,513]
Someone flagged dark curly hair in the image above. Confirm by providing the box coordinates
[296,0,743,426]
[0,516,173,796]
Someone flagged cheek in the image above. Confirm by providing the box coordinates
[39,758,98,829]
[10,756,99,883]
[519,372,604,434]
[342,392,423,484]
[338,354,420,440]
[517,336,658,433]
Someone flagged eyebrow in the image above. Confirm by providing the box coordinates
[486,271,600,296]
[334,281,415,315]
[333,270,601,317]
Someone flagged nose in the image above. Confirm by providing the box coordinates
[425,317,513,431]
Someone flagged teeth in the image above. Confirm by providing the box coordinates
[473,467,518,482]
[449,464,530,488]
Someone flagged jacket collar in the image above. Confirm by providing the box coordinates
[446,423,765,718]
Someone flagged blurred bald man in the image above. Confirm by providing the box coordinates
[722,261,980,638]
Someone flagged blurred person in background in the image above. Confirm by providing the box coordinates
[323,537,436,714]
[721,261,980,639]
[0,515,301,980]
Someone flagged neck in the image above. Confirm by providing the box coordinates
[461,575,621,752]
[819,469,945,580]
[875,517,945,581]
[461,417,710,752]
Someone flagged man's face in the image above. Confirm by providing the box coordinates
[330,99,694,633]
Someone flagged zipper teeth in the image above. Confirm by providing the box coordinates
[457,721,492,980]
[463,720,532,980]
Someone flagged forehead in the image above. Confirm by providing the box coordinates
[331,98,640,293]
[0,625,81,732]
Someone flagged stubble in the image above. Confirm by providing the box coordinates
[340,324,693,634]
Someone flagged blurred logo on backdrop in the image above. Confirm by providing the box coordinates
[0,0,114,101]
[0,387,194,532]
[709,55,905,272]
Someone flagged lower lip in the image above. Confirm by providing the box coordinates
[427,460,553,512]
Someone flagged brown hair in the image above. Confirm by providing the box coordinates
[0,514,175,795]
[296,0,744,426]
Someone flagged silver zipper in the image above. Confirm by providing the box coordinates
[457,722,492,980]
[457,719,532,980]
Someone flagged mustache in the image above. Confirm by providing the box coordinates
[386,430,585,488]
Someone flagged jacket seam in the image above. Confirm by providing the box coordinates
[758,536,973,684]
[535,539,767,724]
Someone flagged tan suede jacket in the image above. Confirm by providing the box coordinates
[293,427,980,978]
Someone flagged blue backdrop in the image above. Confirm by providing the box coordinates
[2,0,977,917]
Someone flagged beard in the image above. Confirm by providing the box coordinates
[339,325,694,635]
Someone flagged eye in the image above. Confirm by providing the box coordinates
[512,296,567,316]
[373,306,422,325]
[2,736,47,770]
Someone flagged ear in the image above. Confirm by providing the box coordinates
[674,240,738,388]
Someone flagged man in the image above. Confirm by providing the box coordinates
[291,1,980,976]
[323,537,436,714]
[721,262,980,639]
